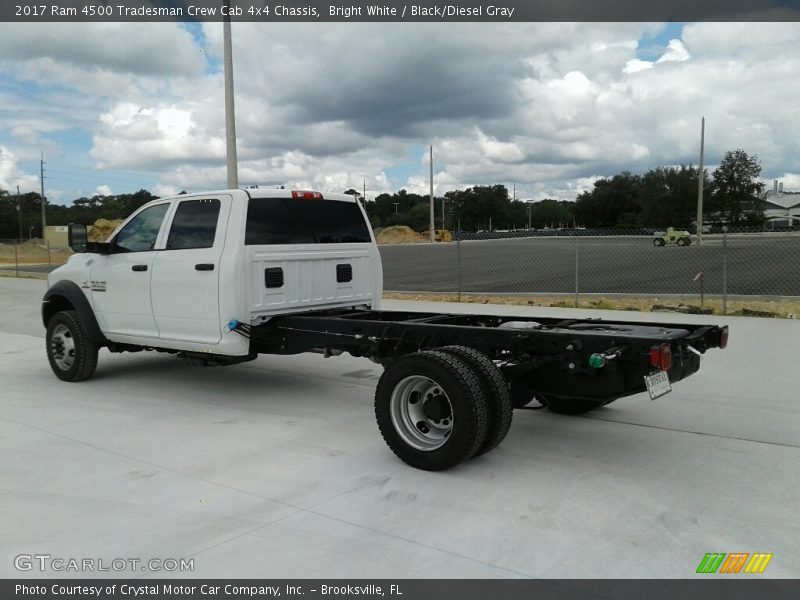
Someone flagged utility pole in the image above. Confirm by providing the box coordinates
[17,185,23,243]
[696,116,705,246]
[40,153,46,240]
[429,145,435,242]
[363,178,366,204]
[527,202,531,230]
[441,196,445,230]
[223,4,239,189]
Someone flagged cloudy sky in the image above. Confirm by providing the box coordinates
[0,21,798,205]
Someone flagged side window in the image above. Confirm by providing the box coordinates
[113,204,170,253]
[166,199,221,250]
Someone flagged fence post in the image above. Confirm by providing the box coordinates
[456,237,462,302]
[574,235,579,308]
[14,244,19,278]
[722,231,728,315]
[47,240,51,266]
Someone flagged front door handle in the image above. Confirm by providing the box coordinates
[195,263,215,271]
[132,265,148,272]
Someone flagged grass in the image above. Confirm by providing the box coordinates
[383,292,800,319]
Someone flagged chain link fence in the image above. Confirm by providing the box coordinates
[0,239,72,277]
[379,228,800,316]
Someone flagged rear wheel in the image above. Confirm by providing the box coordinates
[46,310,99,382]
[375,350,488,470]
[437,346,513,456]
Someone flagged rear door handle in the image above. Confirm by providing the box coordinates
[132,265,148,272]
[195,263,215,271]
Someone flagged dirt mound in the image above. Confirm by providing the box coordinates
[376,226,426,244]
[89,219,124,242]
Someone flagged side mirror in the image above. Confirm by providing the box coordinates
[68,223,88,253]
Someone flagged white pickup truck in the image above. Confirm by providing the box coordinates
[44,188,728,470]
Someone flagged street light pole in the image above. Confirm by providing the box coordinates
[40,154,46,240]
[429,145,435,242]
[223,5,239,189]
[696,116,705,246]
[17,185,23,243]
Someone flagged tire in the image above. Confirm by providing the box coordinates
[437,346,513,457]
[46,310,99,382]
[374,350,488,471]
[539,394,606,416]
[683,238,692,246]
[653,238,665,247]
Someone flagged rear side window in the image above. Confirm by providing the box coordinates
[246,198,371,245]
[166,199,221,250]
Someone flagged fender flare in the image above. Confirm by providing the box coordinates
[42,280,108,346]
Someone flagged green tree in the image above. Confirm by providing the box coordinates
[573,172,642,228]
[527,199,574,228]
[639,165,711,228]
[711,149,765,225]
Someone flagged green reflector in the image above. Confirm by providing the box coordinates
[589,354,606,369]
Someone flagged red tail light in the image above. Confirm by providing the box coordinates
[719,325,729,349]
[650,343,672,371]
[291,190,323,199]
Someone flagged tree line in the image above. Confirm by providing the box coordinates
[0,148,766,241]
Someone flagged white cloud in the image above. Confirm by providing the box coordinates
[95,185,112,196]
[1,21,799,203]
[657,39,691,63]
[0,146,40,194]
[624,59,654,74]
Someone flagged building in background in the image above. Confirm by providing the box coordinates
[764,180,800,229]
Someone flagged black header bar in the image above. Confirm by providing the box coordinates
[3,0,800,22]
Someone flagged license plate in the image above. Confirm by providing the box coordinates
[644,370,672,400]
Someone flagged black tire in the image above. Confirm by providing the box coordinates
[437,346,513,457]
[653,238,665,247]
[46,310,99,382]
[375,350,488,471]
[539,394,606,415]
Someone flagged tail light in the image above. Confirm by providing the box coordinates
[719,325,729,349]
[650,343,672,371]
[291,190,323,199]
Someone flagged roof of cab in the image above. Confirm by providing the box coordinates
[153,189,358,204]
[247,189,357,202]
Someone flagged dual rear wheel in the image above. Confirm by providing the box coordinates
[374,346,513,471]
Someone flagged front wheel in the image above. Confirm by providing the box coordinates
[653,238,665,247]
[46,310,99,382]
[375,350,488,470]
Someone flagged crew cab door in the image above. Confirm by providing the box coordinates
[89,202,170,338]
[150,195,231,344]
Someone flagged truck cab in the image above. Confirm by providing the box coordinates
[44,189,382,361]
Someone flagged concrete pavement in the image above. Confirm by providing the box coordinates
[1,278,798,578]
